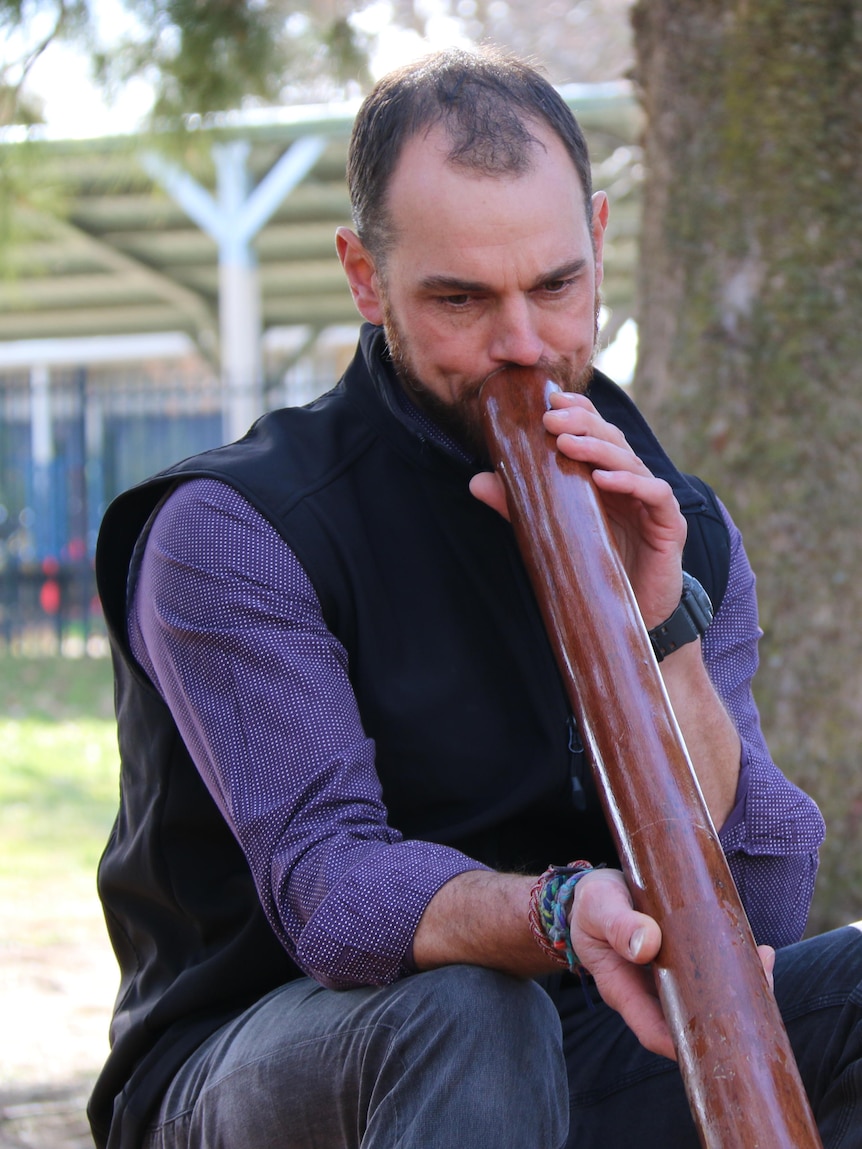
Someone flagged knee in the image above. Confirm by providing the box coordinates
[386,965,565,1084]
[373,967,568,1147]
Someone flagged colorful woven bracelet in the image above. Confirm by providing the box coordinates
[528,860,596,974]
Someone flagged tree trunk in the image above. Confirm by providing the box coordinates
[630,0,862,934]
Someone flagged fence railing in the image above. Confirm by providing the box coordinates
[0,556,104,655]
[0,359,337,655]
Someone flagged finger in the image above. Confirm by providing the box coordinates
[757,944,776,992]
[551,431,654,481]
[589,902,663,967]
[590,470,687,535]
[590,467,679,510]
[572,870,662,966]
[592,959,677,1061]
[468,471,510,521]
[547,389,596,414]
[544,401,637,455]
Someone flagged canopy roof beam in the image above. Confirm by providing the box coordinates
[141,135,328,441]
[12,207,219,355]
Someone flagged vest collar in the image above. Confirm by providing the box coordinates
[351,323,707,514]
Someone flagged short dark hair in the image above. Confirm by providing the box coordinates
[347,47,594,261]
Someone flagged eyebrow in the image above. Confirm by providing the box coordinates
[419,258,588,295]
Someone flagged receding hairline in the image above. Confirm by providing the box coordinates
[346,47,595,264]
[371,118,592,266]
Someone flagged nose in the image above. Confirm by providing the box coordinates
[488,298,544,366]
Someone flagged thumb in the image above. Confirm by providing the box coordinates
[469,471,510,521]
[757,944,776,992]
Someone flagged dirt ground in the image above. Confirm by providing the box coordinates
[0,881,116,1149]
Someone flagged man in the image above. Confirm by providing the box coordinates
[90,48,862,1149]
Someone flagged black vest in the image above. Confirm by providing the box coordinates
[89,325,730,1147]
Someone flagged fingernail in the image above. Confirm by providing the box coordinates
[629,927,646,960]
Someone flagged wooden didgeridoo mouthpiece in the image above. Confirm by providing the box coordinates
[479,366,822,1149]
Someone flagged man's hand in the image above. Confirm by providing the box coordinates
[569,868,674,1059]
[469,390,687,629]
[569,868,777,1061]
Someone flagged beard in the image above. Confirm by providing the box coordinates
[381,293,601,462]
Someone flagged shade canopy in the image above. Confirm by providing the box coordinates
[0,84,641,363]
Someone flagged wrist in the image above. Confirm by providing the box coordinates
[528,861,600,973]
[648,571,713,663]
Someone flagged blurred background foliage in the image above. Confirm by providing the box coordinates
[0,0,634,130]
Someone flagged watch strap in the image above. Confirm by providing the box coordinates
[648,571,714,663]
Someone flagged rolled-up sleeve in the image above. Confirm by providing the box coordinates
[703,500,825,947]
[129,478,486,989]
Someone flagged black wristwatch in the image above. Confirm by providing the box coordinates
[648,571,714,663]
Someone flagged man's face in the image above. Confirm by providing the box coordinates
[338,122,608,455]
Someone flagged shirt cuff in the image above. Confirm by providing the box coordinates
[293,839,490,989]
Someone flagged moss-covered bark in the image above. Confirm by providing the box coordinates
[631,0,862,933]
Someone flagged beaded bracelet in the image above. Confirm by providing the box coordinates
[528,860,596,974]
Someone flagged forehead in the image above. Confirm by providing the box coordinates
[383,123,592,279]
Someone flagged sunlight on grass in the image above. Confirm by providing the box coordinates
[1,718,119,879]
[0,655,119,882]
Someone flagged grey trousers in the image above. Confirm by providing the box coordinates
[141,926,862,1148]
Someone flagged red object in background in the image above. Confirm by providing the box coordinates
[40,578,61,614]
[65,537,86,562]
[40,556,61,614]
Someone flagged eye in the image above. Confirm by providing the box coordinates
[541,277,576,295]
[440,293,473,308]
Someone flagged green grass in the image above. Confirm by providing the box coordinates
[0,652,116,722]
[0,654,119,881]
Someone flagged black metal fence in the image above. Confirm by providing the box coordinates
[0,349,344,653]
[0,364,225,653]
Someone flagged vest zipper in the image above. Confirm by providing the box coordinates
[567,714,588,812]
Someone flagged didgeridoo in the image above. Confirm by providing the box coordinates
[479,366,821,1149]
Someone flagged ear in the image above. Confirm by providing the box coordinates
[590,192,610,289]
[336,226,385,325]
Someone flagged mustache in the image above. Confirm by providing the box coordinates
[475,357,591,398]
